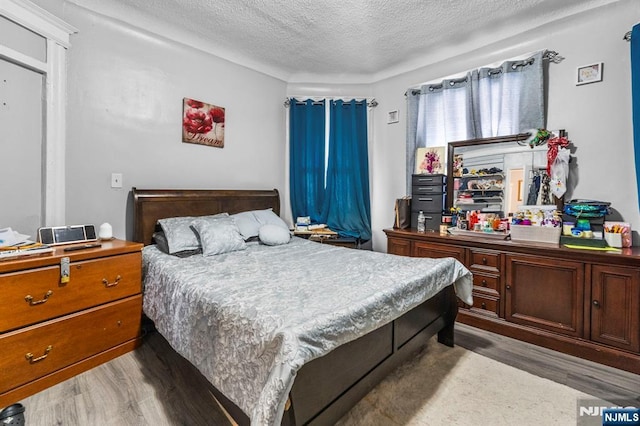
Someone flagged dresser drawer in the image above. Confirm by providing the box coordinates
[0,253,142,333]
[412,185,445,195]
[472,273,500,296]
[470,293,499,317]
[412,174,446,186]
[413,241,465,262]
[411,193,444,213]
[469,250,501,273]
[0,295,141,394]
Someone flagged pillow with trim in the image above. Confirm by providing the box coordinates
[158,213,228,254]
[191,215,246,256]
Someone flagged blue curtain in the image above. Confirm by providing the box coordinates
[289,99,326,222]
[322,100,372,240]
[632,23,640,209]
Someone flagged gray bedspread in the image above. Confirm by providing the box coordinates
[142,237,472,425]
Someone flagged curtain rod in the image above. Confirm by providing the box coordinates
[283,98,378,108]
[404,50,564,96]
[624,30,631,42]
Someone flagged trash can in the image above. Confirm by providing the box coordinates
[0,404,25,426]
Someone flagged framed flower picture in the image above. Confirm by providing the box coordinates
[182,98,225,148]
[415,146,445,174]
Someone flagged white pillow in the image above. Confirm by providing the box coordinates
[231,209,289,240]
[259,224,291,246]
[253,209,289,231]
[231,211,262,240]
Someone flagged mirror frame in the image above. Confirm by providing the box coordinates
[445,133,531,213]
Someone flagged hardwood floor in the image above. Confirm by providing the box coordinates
[454,323,640,407]
[15,322,639,425]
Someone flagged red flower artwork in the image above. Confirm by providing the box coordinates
[182,98,225,148]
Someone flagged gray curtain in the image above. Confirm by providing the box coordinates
[405,51,545,188]
[471,51,544,137]
[405,92,420,194]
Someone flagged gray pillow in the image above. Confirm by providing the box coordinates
[231,211,262,240]
[231,209,289,240]
[152,232,201,257]
[158,213,228,254]
[259,224,291,246]
[191,216,246,256]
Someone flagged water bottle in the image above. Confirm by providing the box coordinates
[417,210,426,233]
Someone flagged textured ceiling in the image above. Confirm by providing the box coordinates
[70,0,619,82]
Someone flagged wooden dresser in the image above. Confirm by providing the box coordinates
[384,228,640,374]
[0,239,143,407]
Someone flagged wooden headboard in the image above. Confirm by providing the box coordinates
[132,188,280,245]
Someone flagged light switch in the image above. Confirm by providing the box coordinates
[111,173,123,188]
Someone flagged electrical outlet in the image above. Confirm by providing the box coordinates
[111,173,123,188]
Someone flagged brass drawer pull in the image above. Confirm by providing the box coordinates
[593,300,600,307]
[25,345,52,364]
[481,279,488,287]
[482,257,488,264]
[102,275,122,288]
[481,302,487,309]
[24,290,53,306]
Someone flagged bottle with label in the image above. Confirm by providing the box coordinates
[417,210,426,233]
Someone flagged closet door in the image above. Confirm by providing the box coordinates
[0,58,44,234]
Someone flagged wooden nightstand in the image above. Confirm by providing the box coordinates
[308,235,359,249]
[294,227,359,249]
[0,239,143,407]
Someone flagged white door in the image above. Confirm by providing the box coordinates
[0,57,44,237]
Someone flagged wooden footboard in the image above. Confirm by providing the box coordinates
[283,285,457,426]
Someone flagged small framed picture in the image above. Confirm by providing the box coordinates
[415,146,445,174]
[576,63,603,85]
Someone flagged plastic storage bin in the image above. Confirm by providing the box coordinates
[510,225,561,244]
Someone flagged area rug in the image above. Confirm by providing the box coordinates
[336,337,594,426]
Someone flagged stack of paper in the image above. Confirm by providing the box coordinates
[0,227,32,247]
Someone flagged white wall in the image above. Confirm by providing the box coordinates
[41,2,287,240]
[370,0,640,251]
[25,0,640,250]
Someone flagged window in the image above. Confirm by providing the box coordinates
[406,51,547,193]
[288,98,372,240]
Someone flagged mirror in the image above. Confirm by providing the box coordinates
[446,133,561,217]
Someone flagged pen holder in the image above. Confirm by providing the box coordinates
[604,232,622,248]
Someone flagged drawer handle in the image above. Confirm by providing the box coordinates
[102,275,122,288]
[24,290,53,306]
[417,178,434,182]
[481,279,487,287]
[482,257,488,264]
[592,300,600,307]
[418,198,434,201]
[481,302,486,309]
[25,345,52,364]
[506,284,511,290]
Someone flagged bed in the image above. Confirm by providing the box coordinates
[132,188,473,425]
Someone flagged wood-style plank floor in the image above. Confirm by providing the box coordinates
[17,322,639,425]
[453,323,640,407]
